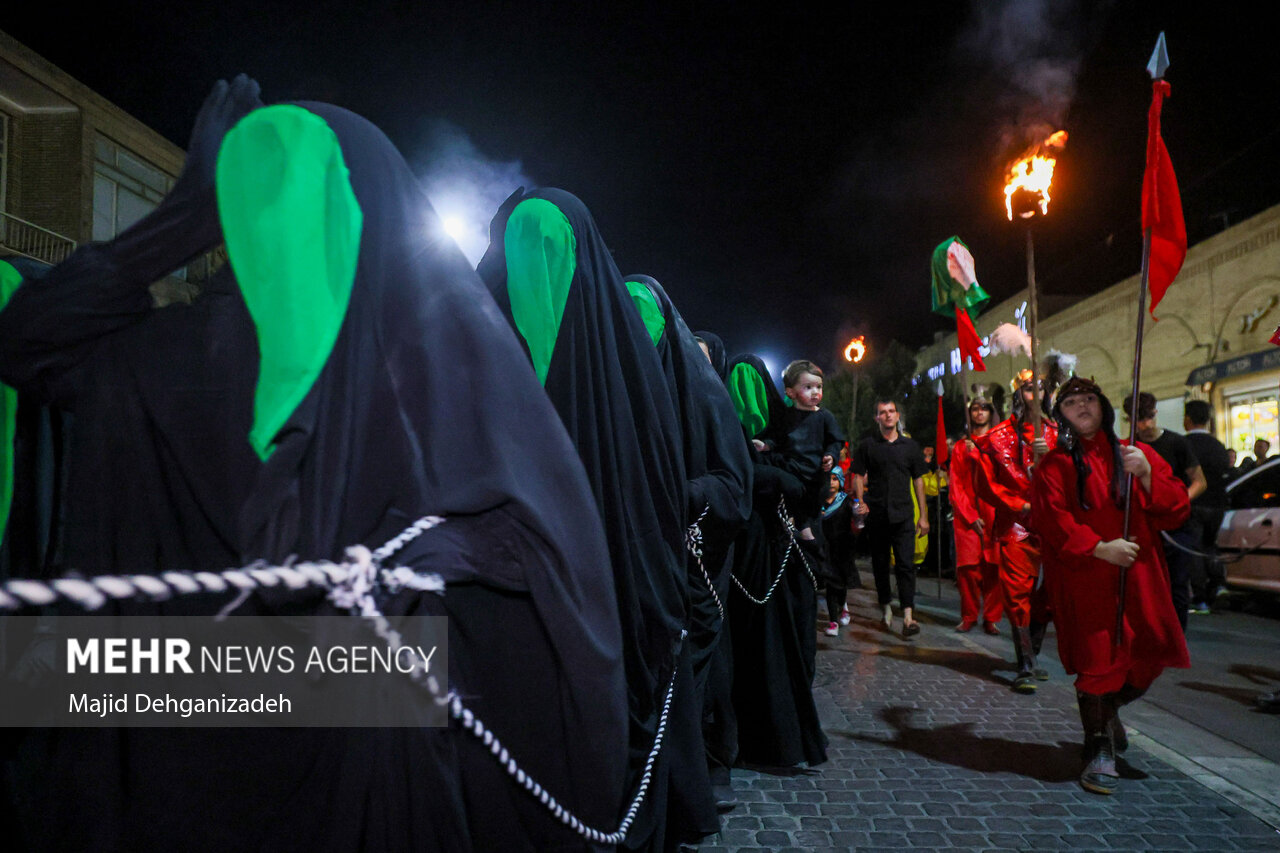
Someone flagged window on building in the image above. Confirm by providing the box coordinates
[1226,391,1280,461]
[92,136,173,241]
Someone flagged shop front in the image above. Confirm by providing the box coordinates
[1187,348,1280,462]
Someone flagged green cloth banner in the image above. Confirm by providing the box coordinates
[504,199,576,385]
[216,105,363,460]
[930,236,990,319]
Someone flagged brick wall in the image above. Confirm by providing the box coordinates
[11,111,83,240]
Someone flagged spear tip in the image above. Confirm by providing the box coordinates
[1147,32,1170,80]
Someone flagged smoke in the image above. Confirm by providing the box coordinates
[958,0,1084,155]
[415,120,535,266]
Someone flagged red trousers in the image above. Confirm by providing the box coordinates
[957,560,1003,626]
[997,538,1050,628]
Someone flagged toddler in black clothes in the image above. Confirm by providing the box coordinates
[758,360,846,541]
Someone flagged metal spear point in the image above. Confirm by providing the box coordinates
[1117,32,1170,649]
[1147,31,1169,80]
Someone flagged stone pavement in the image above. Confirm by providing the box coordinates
[699,579,1280,852]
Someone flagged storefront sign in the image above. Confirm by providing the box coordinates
[1186,348,1280,387]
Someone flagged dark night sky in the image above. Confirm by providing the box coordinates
[5,2,1278,372]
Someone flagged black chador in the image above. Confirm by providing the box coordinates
[0,255,69,581]
[623,275,751,689]
[626,280,752,809]
[479,190,716,851]
[2,88,629,852]
[222,105,628,851]
[725,354,828,768]
[693,329,729,382]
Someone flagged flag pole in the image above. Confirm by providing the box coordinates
[1117,32,1171,648]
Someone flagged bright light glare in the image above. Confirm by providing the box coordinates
[441,216,466,242]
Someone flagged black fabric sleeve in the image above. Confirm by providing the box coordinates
[909,440,929,478]
[822,410,846,460]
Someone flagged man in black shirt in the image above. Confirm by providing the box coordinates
[1124,393,1206,630]
[851,399,928,637]
[1183,400,1231,612]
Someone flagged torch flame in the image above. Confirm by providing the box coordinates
[844,335,867,363]
[1003,130,1068,220]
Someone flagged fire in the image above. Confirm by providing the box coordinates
[844,335,867,363]
[1003,130,1068,220]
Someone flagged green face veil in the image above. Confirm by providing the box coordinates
[0,260,22,534]
[503,198,576,385]
[624,279,666,347]
[216,105,363,460]
[727,361,769,438]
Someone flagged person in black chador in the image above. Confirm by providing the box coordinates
[625,277,752,814]
[478,190,713,851]
[693,330,729,382]
[4,90,630,852]
[725,354,828,769]
[0,255,70,582]
[220,107,627,852]
[0,77,284,853]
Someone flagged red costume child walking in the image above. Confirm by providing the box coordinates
[1033,376,1190,795]
[973,373,1057,693]
[949,395,1003,634]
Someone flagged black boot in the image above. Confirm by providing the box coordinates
[1029,620,1050,681]
[1108,683,1146,753]
[1011,626,1037,693]
[1076,691,1119,794]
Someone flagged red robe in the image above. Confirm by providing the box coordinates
[973,417,1058,543]
[949,436,1002,625]
[949,436,998,565]
[973,417,1057,627]
[1032,435,1190,694]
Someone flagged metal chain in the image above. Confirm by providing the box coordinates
[730,497,816,605]
[685,504,724,620]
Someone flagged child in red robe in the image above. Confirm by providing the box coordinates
[1032,376,1190,795]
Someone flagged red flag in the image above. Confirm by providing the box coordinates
[1270,326,1280,347]
[935,393,949,466]
[1142,80,1186,319]
[955,306,986,371]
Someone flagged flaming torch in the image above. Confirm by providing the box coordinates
[844,335,868,446]
[1003,129,1067,445]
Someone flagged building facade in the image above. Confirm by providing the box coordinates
[0,29,205,300]
[915,202,1280,459]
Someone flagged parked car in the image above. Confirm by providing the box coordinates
[1219,457,1280,595]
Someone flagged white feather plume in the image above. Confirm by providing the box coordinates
[987,323,1032,357]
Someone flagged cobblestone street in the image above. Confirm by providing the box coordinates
[701,581,1280,852]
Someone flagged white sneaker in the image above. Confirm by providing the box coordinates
[839,607,851,626]
[823,621,840,637]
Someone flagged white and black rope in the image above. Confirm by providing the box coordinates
[329,544,681,846]
[2,513,671,844]
[777,497,819,591]
[685,504,724,620]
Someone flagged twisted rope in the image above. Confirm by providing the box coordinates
[2,513,669,844]
[329,547,681,846]
[0,519,447,613]
[685,504,724,620]
[777,497,819,590]
[730,497,814,605]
